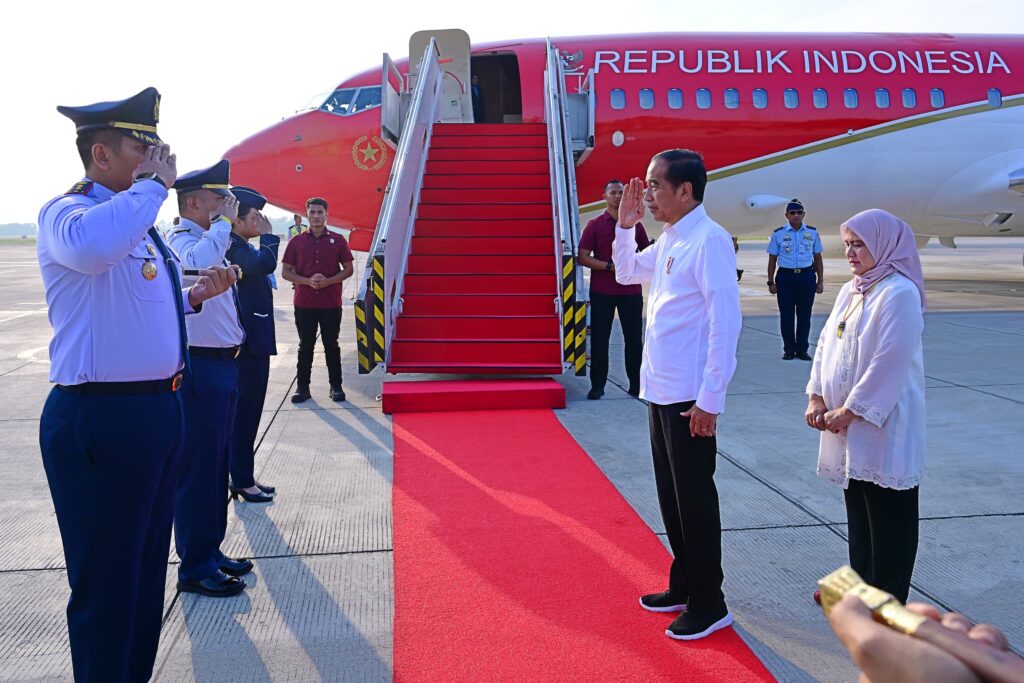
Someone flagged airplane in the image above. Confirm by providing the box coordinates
[225,31,1024,255]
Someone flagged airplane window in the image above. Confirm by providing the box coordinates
[611,88,626,110]
[844,88,859,109]
[988,88,1002,107]
[320,88,357,116]
[668,88,683,110]
[697,88,712,109]
[639,88,655,110]
[875,88,890,109]
[351,86,383,114]
[784,88,799,109]
[930,88,945,109]
[753,88,768,109]
[724,88,740,109]
[902,88,917,108]
[813,88,828,109]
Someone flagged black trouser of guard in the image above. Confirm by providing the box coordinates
[589,291,644,393]
[775,268,817,354]
[294,306,342,388]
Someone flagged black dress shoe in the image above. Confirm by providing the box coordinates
[587,388,604,400]
[177,571,246,597]
[627,387,640,398]
[291,386,311,403]
[329,385,346,402]
[218,556,254,577]
[782,352,796,360]
[230,487,273,503]
[796,351,813,361]
[256,482,276,494]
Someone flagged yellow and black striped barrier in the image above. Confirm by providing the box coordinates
[371,254,386,365]
[562,255,586,376]
[354,299,374,374]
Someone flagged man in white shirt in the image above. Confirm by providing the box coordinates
[613,149,742,641]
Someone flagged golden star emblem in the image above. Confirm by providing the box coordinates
[360,143,379,163]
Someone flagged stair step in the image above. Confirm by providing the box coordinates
[395,315,560,339]
[407,254,554,274]
[381,378,565,414]
[425,160,549,175]
[429,147,548,162]
[411,236,552,255]
[420,188,551,205]
[404,274,556,295]
[387,362,564,375]
[433,123,547,136]
[431,135,547,149]
[422,174,550,190]
[415,219,552,238]
[390,339,563,365]
[419,204,550,220]
[401,294,556,316]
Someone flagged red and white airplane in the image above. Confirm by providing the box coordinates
[225,32,1024,253]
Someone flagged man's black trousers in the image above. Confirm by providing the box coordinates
[294,306,343,389]
[648,400,726,614]
[589,291,644,393]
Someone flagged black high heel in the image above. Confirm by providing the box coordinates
[230,487,273,503]
[256,482,276,494]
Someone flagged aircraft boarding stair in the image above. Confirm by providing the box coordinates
[355,37,589,379]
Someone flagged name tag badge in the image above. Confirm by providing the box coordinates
[665,256,674,274]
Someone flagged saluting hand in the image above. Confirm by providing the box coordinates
[187,264,240,308]
[256,212,273,235]
[133,144,177,188]
[619,177,646,228]
[213,195,240,223]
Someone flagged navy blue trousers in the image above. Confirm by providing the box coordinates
[40,386,184,683]
[776,269,817,354]
[229,353,270,489]
[174,356,239,583]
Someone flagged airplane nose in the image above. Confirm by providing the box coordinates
[224,124,285,190]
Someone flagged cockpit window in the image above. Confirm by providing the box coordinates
[321,89,357,115]
[352,86,382,113]
[318,87,382,116]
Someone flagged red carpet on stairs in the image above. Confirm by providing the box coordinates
[393,409,774,682]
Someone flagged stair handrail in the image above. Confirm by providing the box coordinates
[355,38,444,373]
[544,39,586,374]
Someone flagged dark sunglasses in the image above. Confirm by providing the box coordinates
[787,210,805,215]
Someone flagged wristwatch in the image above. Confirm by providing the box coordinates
[605,262,613,271]
[134,172,166,189]
[767,280,774,286]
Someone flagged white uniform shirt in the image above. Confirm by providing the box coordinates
[807,274,926,490]
[612,204,742,413]
[37,178,193,385]
[168,217,245,348]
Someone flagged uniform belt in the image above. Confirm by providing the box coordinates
[778,266,813,274]
[189,345,241,360]
[58,374,184,395]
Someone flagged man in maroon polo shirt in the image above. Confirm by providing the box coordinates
[281,197,354,403]
[579,180,650,400]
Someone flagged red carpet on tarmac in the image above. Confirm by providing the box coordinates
[392,408,774,682]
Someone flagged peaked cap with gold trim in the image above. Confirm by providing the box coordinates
[174,159,232,197]
[57,87,162,146]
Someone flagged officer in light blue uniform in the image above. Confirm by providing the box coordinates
[226,186,279,504]
[168,160,253,597]
[766,199,824,360]
[38,88,237,682]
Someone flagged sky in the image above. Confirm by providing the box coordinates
[1,0,1021,226]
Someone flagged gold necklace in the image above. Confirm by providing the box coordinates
[836,278,885,338]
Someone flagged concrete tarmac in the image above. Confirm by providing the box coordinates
[0,237,1020,681]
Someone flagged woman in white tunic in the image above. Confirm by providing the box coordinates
[805,209,927,603]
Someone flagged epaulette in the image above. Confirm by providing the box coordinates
[171,228,191,234]
[805,225,818,231]
[65,181,93,196]
[773,226,785,233]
